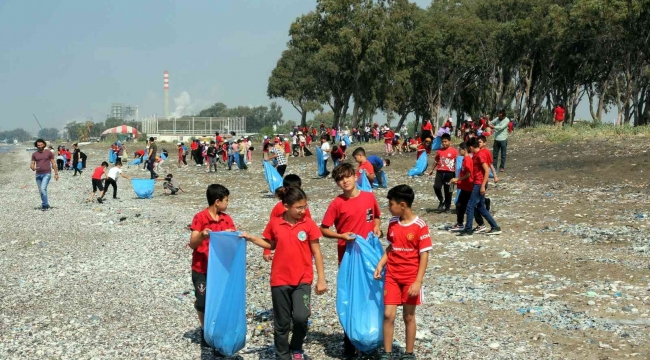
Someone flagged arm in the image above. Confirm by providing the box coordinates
[120,173,132,180]
[373,246,391,279]
[451,170,470,184]
[310,240,327,295]
[490,164,499,183]
[373,218,381,237]
[366,171,376,183]
[493,119,509,131]
[480,162,490,194]
[189,229,209,250]
[407,251,430,297]
[50,157,59,180]
[320,225,356,242]
[240,232,275,250]
[30,159,36,172]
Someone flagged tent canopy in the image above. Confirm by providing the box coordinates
[101,125,140,137]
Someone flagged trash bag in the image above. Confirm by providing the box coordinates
[108,150,117,164]
[454,155,463,204]
[264,161,283,194]
[372,171,388,189]
[335,133,340,143]
[129,157,142,166]
[343,135,351,147]
[337,233,385,354]
[407,153,428,177]
[161,152,167,160]
[304,147,313,157]
[204,231,247,356]
[77,162,83,170]
[316,147,326,177]
[131,179,155,199]
[431,136,442,151]
[357,171,373,192]
[233,153,242,169]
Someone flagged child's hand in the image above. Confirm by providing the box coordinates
[493,175,499,183]
[373,266,383,280]
[480,185,486,195]
[373,226,381,237]
[315,279,327,295]
[341,232,356,241]
[450,178,458,184]
[201,229,210,238]
[407,281,422,297]
[428,170,434,176]
[263,254,273,262]
[239,232,253,241]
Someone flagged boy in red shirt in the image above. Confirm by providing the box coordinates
[449,142,473,231]
[241,187,326,360]
[374,185,431,360]
[352,147,375,185]
[188,184,236,336]
[554,103,565,128]
[320,163,381,358]
[429,133,458,212]
[88,161,108,203]
[383,128,394,156]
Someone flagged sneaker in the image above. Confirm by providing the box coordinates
[436,202,444,211]
[400,353,417,360]
[378,349,393,360]
[449,224,464,232]
[499,168,505,172]
[456,230,473,237]
[486,227,502,235]
[97,197,103,204]
[41,205,50,211]
[472,225,488,233]
[292,351,305,359]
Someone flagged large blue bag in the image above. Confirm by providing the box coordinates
[263,160,283,194]
[454,155,463,204]
[316,146,326,177]
[129,157,142,165]
[161,152,167,160]
[337,233,385,354]
[357,171,372,192]
[407,153,428,177]
[108,150,117,164]
[431,136,442,151]
[204,231,247,356]
[77,162,83,170]
[233,153,242,169]
[131,179,155,199]
[372,171,388,189]
[343,135,351,147]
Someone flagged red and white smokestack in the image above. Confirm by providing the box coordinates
[164,70,170,117]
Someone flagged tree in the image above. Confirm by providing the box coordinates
[37,128,61,141]
[0,128,32,142]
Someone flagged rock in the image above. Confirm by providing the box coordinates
[488,342,500,350]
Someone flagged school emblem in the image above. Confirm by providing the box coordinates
[297,231,307,241]
[407,233,415,242]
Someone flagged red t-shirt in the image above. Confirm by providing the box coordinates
[284,142,291,154]
[136,149,145,157]
[190,210,236,273]
[356,160,374,178]
[422,121,433,131]
[443,120,453,129]
[91,166,105,180]
[457,155,474,192]
[386,216,432,283]
[263,216,322,286]
[191,142,198,151]
[435,147,458,172]
[384,130,394,144]
[331,147,344,160]
[554,106,565,121]
[264,201,313,256]
[416,144,429,159]
[322,191,381,263]
[216,135,223,144]
[472,148,492,185]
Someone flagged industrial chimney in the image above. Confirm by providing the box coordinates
[164,70,169,117]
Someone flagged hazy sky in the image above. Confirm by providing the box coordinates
[0,0,606,134]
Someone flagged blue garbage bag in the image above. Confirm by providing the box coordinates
[161,152,167,160]
[407,153,428,177]
[316,146,326,177]
[77,162,83,170]
[129,157,142,166]
[343,135,351,147]
[233,153,242,169]
[357,171,372,192]
[108,150,117,164]
[431,136,442,151]
[335,133,340,143]
[337,233,385,354]
[372,171,388,189]
[131,179,155,199]
[263,161,283,194]
[204,231,247,356]
[454,155,463,204]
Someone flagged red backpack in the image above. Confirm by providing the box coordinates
[508,122,514,133]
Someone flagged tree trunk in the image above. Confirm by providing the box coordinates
[351,101,360,129]
[413,114,420,136]
[300,110,307,128]
[614,76,623,126]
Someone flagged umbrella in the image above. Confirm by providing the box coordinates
[101,125,140,137]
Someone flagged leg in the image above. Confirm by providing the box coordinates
[277,165,287,177]
[474,204,485,227]
[477,195,499,228]
[192,271,207,329]
[382,305,397,353]
[433,171,444,205]
[403,305,417,354]
[271,286,293,360]
[500,139,507,170]
[464,185,480,232]
[456,190,471,226]
[492,141,501,170]
[442,172,454,209]
[288,284,311,353]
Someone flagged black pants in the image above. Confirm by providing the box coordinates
[493,140,507,170]
[322,158,330,177]
[147,159,157,179]
[271,284,311,360]
[73,162,82,176]
[116,156,122,164]
[456,189,472,226]
[104,178,118,198]
[182,154,187,165]
[56,159,64,171]
[434,171,455,209]
[277,164,287,177]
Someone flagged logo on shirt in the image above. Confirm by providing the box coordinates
[197,283,206,295]
[407,233,415,242]
[297,231,307,241]
[365,208,373,222]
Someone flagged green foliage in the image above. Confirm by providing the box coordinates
[0,128,32,142]
[37,128,60,141]
[197,102,284,132]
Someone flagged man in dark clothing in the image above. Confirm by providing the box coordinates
[72,143,83,176]
[147,137,158,179]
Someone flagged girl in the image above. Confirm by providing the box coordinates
[240,187,327,360]
[421,118,434,141]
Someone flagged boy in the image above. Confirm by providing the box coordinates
[449,143,473,231]
[321,162,381,358]
[429,133,458,212]
[98,161,131,201]
[352,147,375,185]
[367,155,389,188]
[188,184,236,340]
[161,173,183,195]
[374,185,431,360]
[89,161,108,203]
[458,138,502,236]
[320,135,331,178]
[206,141,218,173]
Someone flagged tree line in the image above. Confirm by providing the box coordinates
[267,0,650,130]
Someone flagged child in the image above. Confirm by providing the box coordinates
[263,174,312,262]
[241,187,327,360]
[268,140,287,177]
[416,138,431,160]
[98,161,131,201]
[331,145,344,167]
[206,141,218,173]
[458,138,502,236]
[374,185,431,360]
[449,142,473,231]
[352,147,376,185]
[161,173,182,195]
[429,133,458,212]
[320,135,331,178]
[367,155,390,188]
[320,162,381,358]
[88,161,108,203]
[188,184,236,338]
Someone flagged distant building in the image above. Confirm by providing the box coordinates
[110,103,139,121]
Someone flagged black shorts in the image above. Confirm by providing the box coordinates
[92,179,104,192]
[192,271,207,312]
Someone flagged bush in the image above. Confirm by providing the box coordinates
[514,123,650,143]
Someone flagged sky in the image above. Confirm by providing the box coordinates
[0,0,607,135]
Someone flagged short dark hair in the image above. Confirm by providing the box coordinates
[332,162,355,181]
[283,174,302,189]
[387,184,415,207]
[467,138,479,148]
[441,133,451,141]
[459,142,468,151]
[115,161,123,166]
[101,161,109,167]
[478,135,487,142]
[277,186,307,206]
[206,184,229,206]
[34,139,46,147]
[498,109,506,115]
[320,134,330,141]
[149,137,155,142]
[352,147,366,157]
[384,159,391,166]
[210,141,215,145]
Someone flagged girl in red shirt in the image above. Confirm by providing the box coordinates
[241,187,326,360]
[421,119,433,142]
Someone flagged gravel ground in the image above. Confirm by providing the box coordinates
[1,137,649,360]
